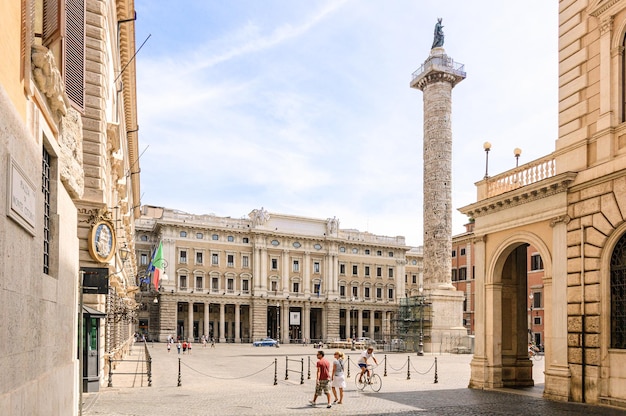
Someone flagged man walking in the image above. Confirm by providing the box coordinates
[309,350,332,408]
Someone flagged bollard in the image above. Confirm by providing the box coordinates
[177,358,182,387]
[274,358,278,386]
[384,355,387,377]
[147,356,152,387]
[347,356,351,378]
[434,357,438,384]
[407,356,411,380]
[300,358,304,385]
[107,357,113,387]
[285,356,289,380]
[307,356,311,379]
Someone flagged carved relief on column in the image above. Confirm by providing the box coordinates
[549,215,571,228]
[599,15,613,35]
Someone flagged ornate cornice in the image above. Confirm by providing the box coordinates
[459,172,577,218]
[599,15,614,34]
[589,0,623,17]
[550,215,571,227]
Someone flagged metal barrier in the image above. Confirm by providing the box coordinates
[107,340,152,388]
[285,356,304,384]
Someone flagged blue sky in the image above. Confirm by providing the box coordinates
[133,1,557,246]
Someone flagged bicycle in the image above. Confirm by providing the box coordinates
[528,344,543,361]
[355,365,382,392]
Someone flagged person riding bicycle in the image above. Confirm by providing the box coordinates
[358,346,378,383]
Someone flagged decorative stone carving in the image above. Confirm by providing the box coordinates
[249,207,270,227]
[31,45,69,121]
[326,216,339,235]
[59,107,85,198]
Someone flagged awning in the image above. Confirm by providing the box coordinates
[82,305,106,317]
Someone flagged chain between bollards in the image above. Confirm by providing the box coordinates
[434,357,438,383]
[274,358,278,385]
[407,356,411,380]
[384,355,387,377]
[177,358,182,387]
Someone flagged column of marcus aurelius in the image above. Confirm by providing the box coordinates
[410,25,467,348]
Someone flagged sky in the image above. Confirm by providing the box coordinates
[133,1,558,247]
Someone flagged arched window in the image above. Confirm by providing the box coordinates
[611,232,626,348]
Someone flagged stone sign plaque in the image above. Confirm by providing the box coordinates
[7,156,36,235]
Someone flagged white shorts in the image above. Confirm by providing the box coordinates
[332,374,346,388]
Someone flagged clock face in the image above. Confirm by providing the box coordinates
[89,220,116,263]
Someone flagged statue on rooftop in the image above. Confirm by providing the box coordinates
[432,18,444,49]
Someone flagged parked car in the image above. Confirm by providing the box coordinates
[253,337,278,347]
[357,337,377,346]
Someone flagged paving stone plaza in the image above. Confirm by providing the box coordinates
[83,343,626,416]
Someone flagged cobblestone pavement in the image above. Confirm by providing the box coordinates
[83,343,626,416]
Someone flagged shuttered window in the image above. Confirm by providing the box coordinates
[42,0,61,46]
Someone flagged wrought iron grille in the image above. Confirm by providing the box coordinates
[42,147,51,274]
[611,233,626,349]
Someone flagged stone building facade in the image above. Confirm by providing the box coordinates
[459,0,626,408]
[134,206,408,345]
[0,0,140,413]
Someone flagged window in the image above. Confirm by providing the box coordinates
[227,278,234,292]
[376,287,382,299]
[339,247,346,253]
[180,231,187,237]
[533,316,541,326]
[212,253,219,265]
[227,235,234,242]
[242,255,249,268]
[352,248,358,254]
[388,268,394,278]
[271,281,278,292]
[212,277,219,291]
[377,250,382,256]
[376,267,382,277]
[364,287,370,298]
[452,250,456,257]
[292,282,300,293]
[179,250,187,264]
[531,254,544,271]
[314,243,322,250]
[196,232,203,239]
[532,292,542,309]
[196,252,203,264]
[313,283,321,294]
[339,285,346,297]
[352,286,358,298]
[271,239,279,246]
[179,275,187,290]
[458,267,467,281]
[140,235,148,242]
[313,262,320,273]
[195,276,203,290]
[405,274,407,283]
[412,275,417,284]
[227,254,234,267]
[140,253,148,266]
[212,234,219,240]
[352,265,358,275]
[460,248,466,256]
[243,237,249,243]
[451,269,458,281]
[42,147,51,274]
[293,260,300,272]
[339,264,346,275]
[271,258,278,270]
[365,266,370,277]
[242,279,249,293]
[365,249,370,255]
[388,288,394,299]
[293,242,301,248]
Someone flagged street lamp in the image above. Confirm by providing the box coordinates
[351,297,356,350]
[483,141,492,179]
[276,302,280,343]
[417,286,424,356]
[514,147,522,167]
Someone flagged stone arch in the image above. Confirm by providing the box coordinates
[600,222,626,359]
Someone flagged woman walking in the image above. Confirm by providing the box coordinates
[331,351,346,404]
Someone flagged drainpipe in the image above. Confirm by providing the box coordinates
[580,225,586,403]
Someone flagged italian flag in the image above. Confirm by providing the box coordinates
[151,241,164,290]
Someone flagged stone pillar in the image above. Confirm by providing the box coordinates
[282,302,289,343]
[411,47,465,290]
[203,302,209,340]
[345,308,351,340]
[369,311,375,338]
[235,304,241,342]
[219,303,226,343]
[304,252,311,295]
[187,301,194,341]
[282,250,290,295]
[357,309,363,339]
[304,303,311,342]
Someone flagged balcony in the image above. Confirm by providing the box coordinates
[479,154,557,200]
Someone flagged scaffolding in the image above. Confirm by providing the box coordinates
[386,296,432,352]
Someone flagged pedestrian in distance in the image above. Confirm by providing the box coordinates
[309,350,332,409]
[182,341,187,354]
[167,343,171,353]
[211,337,215,348]
[177,341,182,354]
[187,339,192,354]
[331,351,346,404]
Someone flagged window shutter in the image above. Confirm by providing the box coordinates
[42,0,61,46]
[64,0,85,112]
